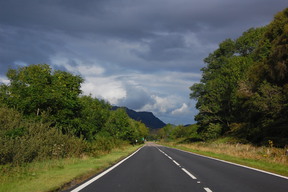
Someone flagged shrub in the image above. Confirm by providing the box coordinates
[201,123,222,140]
[0,107,87,165]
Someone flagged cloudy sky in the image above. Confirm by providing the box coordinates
[0,0,286,125]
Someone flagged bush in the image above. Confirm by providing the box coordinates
[200,123,222,140]
[0,107,87,165]
[85,135,129,157]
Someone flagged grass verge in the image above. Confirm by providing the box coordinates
[160,141,288,177]
[0,145,142,192]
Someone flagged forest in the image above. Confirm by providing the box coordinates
[190,8,288,146]
[0,64,149,165]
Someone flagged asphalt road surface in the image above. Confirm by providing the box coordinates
[70,143,288,192]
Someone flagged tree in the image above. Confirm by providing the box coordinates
[190,27,266,139]
[77,95,111,141]
[237,8,288,143]
[190,8,288,144]
[103,108,131,140]
[0,64,84,132]
[235,27,266,57]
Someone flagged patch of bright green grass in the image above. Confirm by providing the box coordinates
[0,145,142,192]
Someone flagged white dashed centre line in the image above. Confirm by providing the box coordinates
[181,168,197,179]
[157,147,213,192]
[204,187,213,192]
[173,160,180,166]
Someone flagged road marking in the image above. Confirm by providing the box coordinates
[204,187,213,192]
[181,168,197,179]
[158,147,214,192]
[170,147,288,180]
[70,146,143,192]
[173,160,180,166]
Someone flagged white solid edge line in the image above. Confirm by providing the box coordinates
[168,146,288,180]
[182,168,197,179]
[70,146,143,192]
[204,187,213,192]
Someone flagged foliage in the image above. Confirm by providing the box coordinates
[0,64,83,133]
[0,145,140,192]
[156,124,174,140]
[102,108,149,143]
[0,64,149,166]
[77,96,111,141]
[190,8,288,144]
[0,107,86,165]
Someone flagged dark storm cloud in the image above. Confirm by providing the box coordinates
[1,0,285,40]
[0,0,287,124]
[0,25,60,75]
[136,34,188,61]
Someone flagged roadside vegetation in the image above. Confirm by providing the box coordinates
[155,124,288,176]
[0,64,148,191]
[0,145,141,192]
[156,7,288,175]
[189,8,288,146]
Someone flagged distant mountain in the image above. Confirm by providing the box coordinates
[112,106,166,129]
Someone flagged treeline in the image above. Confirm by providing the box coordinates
[190,8,288,146]
[154,124,201,142]
[0,64,148,165]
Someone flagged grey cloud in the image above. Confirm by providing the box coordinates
[135,34,188,61]
[1,0,287,124]
[117,84,155,110]
[0,25,60,75]
[1,0,285,40]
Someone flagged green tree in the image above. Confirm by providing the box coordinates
[77,95,111,141]
[0,64,84,132]
[190,28,266,139]
[237,8,288,143]
[235,27,266,57]
[103,108,131,140]
[190,8,288,144]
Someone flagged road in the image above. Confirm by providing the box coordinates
[69,143,288,192]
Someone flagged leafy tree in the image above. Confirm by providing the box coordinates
[101,107,149,143]
[190,8,288,144]
[238,8,288,143]
[77,95,111,141]
[191,45,255,136]
[0,64,83,132]
[103,108,131,140]
[235,27,266,57]
[265,8,288,85]
[190,28,266,139]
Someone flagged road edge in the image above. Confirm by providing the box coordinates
[162,145,288,180]
[69,146,143,192]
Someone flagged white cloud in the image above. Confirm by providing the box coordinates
[171,103,190,115]
[75,64,105,76]
[81,76,126,105]
[0,75,9,84]
[141,95,180,114]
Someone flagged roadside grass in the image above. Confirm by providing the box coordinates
[0,145,141,192]
[160,139,288,177]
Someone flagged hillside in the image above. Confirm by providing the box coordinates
[112,106,166,129]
